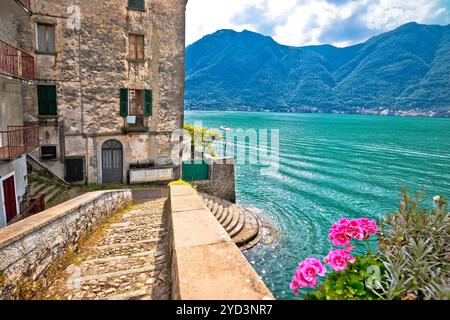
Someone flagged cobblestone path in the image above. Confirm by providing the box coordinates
[43,199,170,300]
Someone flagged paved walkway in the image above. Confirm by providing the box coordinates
[42,198,170,300]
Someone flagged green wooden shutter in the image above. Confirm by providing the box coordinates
[38,85,57,116]
[47,85,57,115]
[144,89,152,117]
[120,88,128,117]
[37,85,48,116]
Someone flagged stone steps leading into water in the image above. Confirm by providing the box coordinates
[200,193,263,250]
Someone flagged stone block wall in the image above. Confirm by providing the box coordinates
[0,190,132,299]
[193,157,236,203]
[168,185,274,300]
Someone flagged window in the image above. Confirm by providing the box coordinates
[119,88,152,127]
[129,34,144,60]
[37,85,57,116]
[41,146,57,160]
[37,23,55,54]
[128,0,145,10]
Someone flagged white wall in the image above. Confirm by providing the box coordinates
[0,155,28,228]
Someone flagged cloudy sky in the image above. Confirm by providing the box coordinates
[186,0,450,47]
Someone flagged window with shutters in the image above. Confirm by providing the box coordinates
[120,88,152,129]
[128,0,145,10]
[129,34,144,61]
[37,23,55,54]
[129,90,144,127]
[37,85,57,116]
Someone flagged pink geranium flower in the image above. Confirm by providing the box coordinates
[323,247,356,271]
[290,258,327,296]
[329,217,378,246]
[355,218,378,239]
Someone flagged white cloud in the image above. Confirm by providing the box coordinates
[186,0,261,45]
[186,0,450,47]
[364,0,448,30]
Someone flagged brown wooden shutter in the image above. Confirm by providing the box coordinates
[137,35,144,60]
[129,35,136,60]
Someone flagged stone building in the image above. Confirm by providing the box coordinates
[20,0,187,184]
[0,0,38,228]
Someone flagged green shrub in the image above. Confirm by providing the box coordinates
[306,256,385,300]
[378,189,449,300]
[184,123,222,157]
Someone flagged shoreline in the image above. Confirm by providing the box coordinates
[185,109,450,119]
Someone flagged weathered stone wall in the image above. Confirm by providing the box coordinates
[193,158,237,203]
[19,0,186,183]
[0,5,19,47]
[0,80,24,130]
[168,185,274,300]
[0,190,132,299]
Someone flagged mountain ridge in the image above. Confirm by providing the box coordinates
[185,22,450,117]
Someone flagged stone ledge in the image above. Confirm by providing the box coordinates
[0,190,129,250]
[169,185,274,300]
[0,190,133,300]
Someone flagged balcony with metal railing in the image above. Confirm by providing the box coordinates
[0,39,35,81]
[0,126,39,161]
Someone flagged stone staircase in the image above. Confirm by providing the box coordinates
[25,154,71,208]
[200,193,263,250]
[42,199,170,300]
[28,173,68,207]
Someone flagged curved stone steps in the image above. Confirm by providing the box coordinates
[225,205,241,233]
[222,205,235,228]
[218,206,229,224]
[232,210,261,248]
[229,211,245,238]
[218,207,229,223]
[207,199,214,211]
[211,202,219,216]
[215,204,224,219]
[199,193,263,250]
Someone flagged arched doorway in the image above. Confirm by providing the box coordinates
[102,139,123,184]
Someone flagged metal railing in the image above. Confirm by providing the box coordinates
[16,0,32,12]
[0,126,39,160]
[11,193,45,224]
[0,39,35,81]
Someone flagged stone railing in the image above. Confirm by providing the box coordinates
[0,190,132,299]
[169,185,274,300]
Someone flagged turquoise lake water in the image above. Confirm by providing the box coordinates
[185,111,450,300]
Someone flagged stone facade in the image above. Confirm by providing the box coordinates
[193,158,237,203]
[19,0,186,183]
[0,190,132,299]
[0,0,34,228]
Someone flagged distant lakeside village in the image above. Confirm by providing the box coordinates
[185,104,450,118]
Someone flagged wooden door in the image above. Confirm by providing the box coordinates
[102,140,123,184]
[3,176,17,223]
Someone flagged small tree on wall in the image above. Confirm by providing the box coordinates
[184,123,222,159]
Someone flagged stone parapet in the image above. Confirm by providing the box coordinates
[0,190,132,299]
[169,185,274,300]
